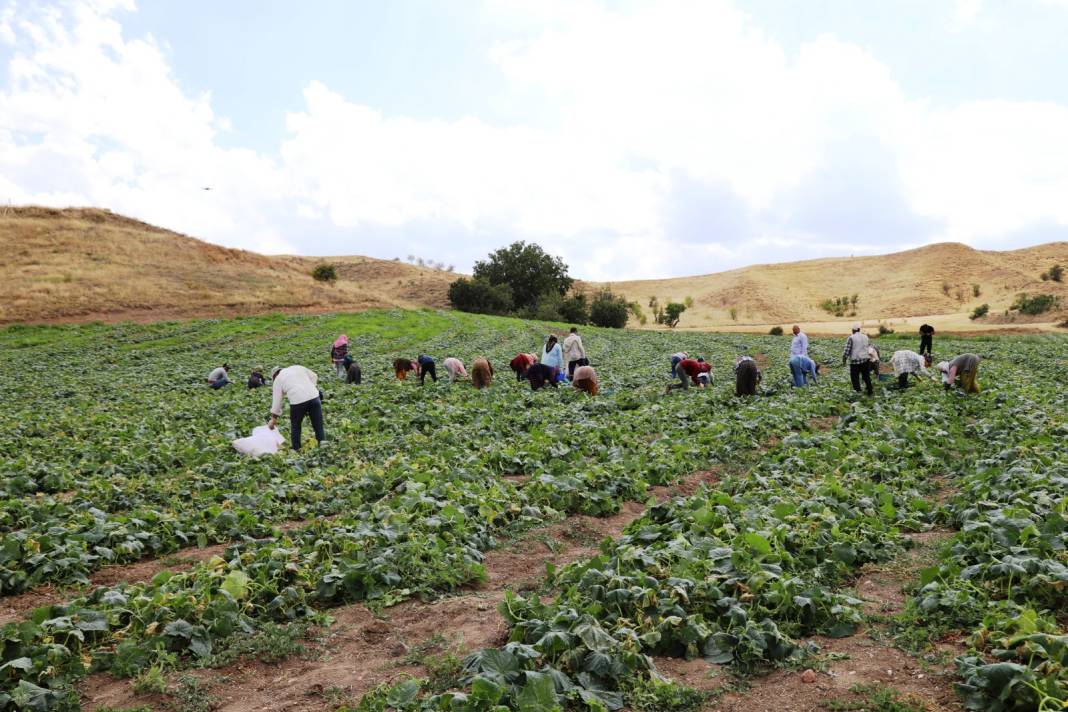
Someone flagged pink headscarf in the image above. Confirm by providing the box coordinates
[333,335,348,348]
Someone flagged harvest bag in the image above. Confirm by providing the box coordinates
[232,425,285,457]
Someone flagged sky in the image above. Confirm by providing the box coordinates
[2,0,1068,280]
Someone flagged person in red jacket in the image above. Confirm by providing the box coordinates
[667,357,712,392]
[509,352,537,381]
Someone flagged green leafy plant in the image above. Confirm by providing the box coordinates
[311,264,338,283]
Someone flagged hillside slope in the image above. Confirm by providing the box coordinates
[0,207,453,323]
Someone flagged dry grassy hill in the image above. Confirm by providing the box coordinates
[2,206,1066,332]
[598,242,1068,334]
[0,207,453,324]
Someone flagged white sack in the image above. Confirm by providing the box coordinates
[232,425,284,457]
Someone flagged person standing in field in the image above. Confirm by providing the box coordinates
[667,357,712,392]
[938,354,981,393]
[330,336,349,379]
[562,327,588,379]
[207,364,231,389]
[787,324,812,387]
[443,357,468,382]
[471,358,494,389]
[735,354,761,396]
[417,354,437,384]
[541,335,564,373]
[572,365,599,396]
[268,365,324,450]
[670,351,688,377]
[842,323,874,396]
[510,353,537,381]
[393,358,417,381]
[890,350,929,388]
[919,324,934,358]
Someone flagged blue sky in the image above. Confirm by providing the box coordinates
[2,0,1067,279]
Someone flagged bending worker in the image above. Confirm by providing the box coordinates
[268,365,324,450]
[890,350,929,389]
[938,353,981,393]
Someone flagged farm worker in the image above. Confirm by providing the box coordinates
[790,325,809,358]
[562,327,588,379]
[938,354,981,393]
[527,363,560,391]
[918,324,934,357]
[890,350,929,388]
[735,355,762,396]
[393,358,417,381]
[346,360,362,385]
[842,324,874,396]
[330,336,349,379]
[417,355,437,384]
[443,357,468,382]
[541,335,564,371]
[667,357,711,392]
[471,358,494,389]
[268,366,324,450]
[510,353,537,381]
[247,367,267,389]
[207,364,231,389]
[868,345,883,381]
[572,365,599,396]
[789,356,819,387]
[670,352,688,377]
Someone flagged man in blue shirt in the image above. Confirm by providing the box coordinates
[788,325,812,387]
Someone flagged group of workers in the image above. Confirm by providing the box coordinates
[204,321,981,452]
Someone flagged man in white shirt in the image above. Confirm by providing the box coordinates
[207,364,230,389]
[268,365,324,450]
[790,325,809,358]
[562,327,587,379]
[787,326,810,386]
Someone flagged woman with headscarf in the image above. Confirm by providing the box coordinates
[735,354,762,396]
[572,365,599,396]
[541,335,564,372]
[471,358,494,389]
[330,335,349,379]
[527,363,560,391]
[938,353,981,393]
[510,352,537,381]
[443,357,468,383]
[393,357,417,381]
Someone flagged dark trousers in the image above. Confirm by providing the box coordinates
[850,361,873,395]
[919,335,932,356]
[670,355,682,376]
[420,363,437,384]
[210,377,230,389]
[347,365,362,384]
[289,397,324,450]
[668,368,691,391]
[897,373,910,389]
[567,358,588,378]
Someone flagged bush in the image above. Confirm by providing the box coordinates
[589,289,630,328]
[878,324,894,335]
[661,302,686,328]
[1011,292,1059,316]
[769,326,783,335]
[472,242,572,312]
[312,264,338,283]
[559,294,589,325]
[972,283,982,297]
[447,277,513,315]
[1051,264,1064,282]
[970,303,989,320]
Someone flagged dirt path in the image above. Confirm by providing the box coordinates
[80,469,722,712]
[656,529,964,712]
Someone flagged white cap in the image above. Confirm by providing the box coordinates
[851,322,861,331]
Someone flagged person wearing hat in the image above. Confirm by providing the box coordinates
[330,335,349,379]
[891,350,930,388]
[938,353,981,393]
[268,365,324,450]
[842,323,873,396]
[734,354,762,396]
[207,364,231,389]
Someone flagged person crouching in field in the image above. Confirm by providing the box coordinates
[207,364,231,389]
[670,351,688,377]
[248,367,266,389]
[572,365,598,396]
[667,357,711,392]
[345,356,362,385]
[510,353,536,381]
[443,357,468,382]
[891,350,929,388]
[735,354,761,396]
[330,335,349,379]
[789,356,819,386]
[394,358,417,381]
[417,354,437,384]
[939,354,981,393]
[527,363,559,391]
[471,358,493,389]
[269,365,324,450]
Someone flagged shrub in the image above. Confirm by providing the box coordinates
[660,302,686,328]
[819,296,856,317]
[729,307,737,321]
[312,264,338,282]
[1051,264,1064,282]
[878,324,894,335]
[1011,292,1059,316]
[972,283,982,297]
[941,282,951,296]
[769,326,783,335]
[447,277,513,315]
[969,303,989,320]
[589,289,630,328]
[559,294,589,325]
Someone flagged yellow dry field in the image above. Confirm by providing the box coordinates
[0,207,453,324]
[2,205,1066,332]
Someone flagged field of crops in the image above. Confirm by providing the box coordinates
[0,310,1065,712]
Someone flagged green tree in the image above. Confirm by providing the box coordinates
[471,242,572,312]
[447,277,513,315]
[559,293,589,325]
[589,289,630,328]
[311,264,338,282]
[662,302,686,328]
